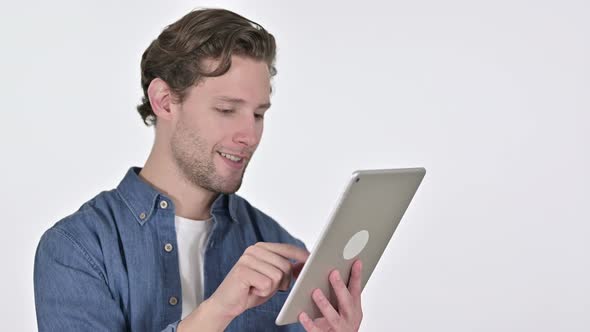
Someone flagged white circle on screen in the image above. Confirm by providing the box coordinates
[343,230,369,260]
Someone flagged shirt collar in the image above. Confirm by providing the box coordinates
[211,190,240,224]
[116,167,239,225]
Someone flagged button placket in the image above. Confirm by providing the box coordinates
[152,196,181,322]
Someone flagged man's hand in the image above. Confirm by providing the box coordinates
[179,242,309,331]
[298,260,364,332]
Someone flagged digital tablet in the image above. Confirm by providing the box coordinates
[275,168,426,325]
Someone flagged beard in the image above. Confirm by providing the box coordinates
[170,120,248,194]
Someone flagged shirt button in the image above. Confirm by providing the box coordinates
[164,243,173,252]
[160,200,168,209]
[169,296,178,306]
[139,212,146,220]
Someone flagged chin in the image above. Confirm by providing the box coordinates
[209,170,244,194]
[216,181,242,194]
[214,169,246,193]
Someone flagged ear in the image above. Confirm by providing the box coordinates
[147,78,174,122]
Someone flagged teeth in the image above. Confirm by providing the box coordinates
[219,152,243,162]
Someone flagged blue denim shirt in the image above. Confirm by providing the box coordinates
[34,167,306,331]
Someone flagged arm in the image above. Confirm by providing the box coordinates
[34,228,128,331]
[34,230,307,331]
[178,242,310,332]
[176,298,235,332]
[34,228,184,332]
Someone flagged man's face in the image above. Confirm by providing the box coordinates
[170,55,271,194]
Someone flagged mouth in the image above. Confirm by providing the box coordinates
[217,151,247,169]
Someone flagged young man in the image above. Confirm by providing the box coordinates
[34,8,363,332]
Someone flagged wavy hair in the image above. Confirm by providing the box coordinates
[137,8,277,126]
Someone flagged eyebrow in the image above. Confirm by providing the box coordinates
[215,96,271,110]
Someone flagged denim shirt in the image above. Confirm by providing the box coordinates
[34,167,306,331]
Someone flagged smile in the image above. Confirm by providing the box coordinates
[218,151,244,162]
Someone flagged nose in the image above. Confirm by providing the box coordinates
[233,115,259,148]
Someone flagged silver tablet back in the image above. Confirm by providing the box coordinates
[276,168,426,325]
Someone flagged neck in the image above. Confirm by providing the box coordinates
[139,144,218,221]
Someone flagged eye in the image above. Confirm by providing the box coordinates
[254,113,265,120]
[216,108,234,115]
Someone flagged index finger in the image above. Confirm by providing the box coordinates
[255,242,310,263]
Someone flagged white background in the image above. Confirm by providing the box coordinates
[1,0,589,331]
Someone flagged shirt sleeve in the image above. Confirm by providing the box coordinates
[33,227,182,332]
[33,227,128,330]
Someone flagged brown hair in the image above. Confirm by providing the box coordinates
[136,8,277,126]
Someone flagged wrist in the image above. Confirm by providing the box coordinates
[178,299,235,332]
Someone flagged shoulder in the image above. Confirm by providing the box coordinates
[50,189,122,239]
[231,194,307,250]
[36,189,124,272]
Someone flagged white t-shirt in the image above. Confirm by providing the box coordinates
[174,215,213,320]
